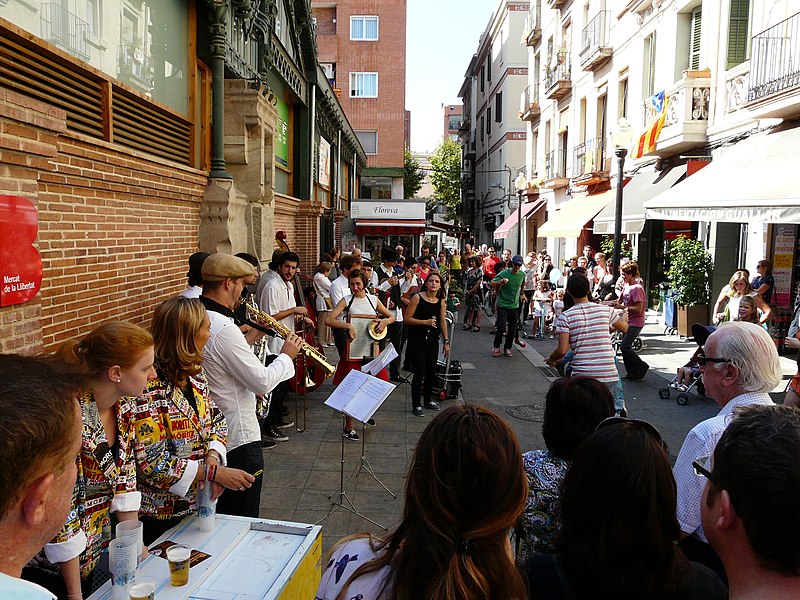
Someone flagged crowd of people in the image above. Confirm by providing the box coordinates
[2,239,798,600]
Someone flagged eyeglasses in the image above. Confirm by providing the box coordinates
[696,352,731,366]
[595,416,667,450]
[489,250,496,253]
[692,457,717,483]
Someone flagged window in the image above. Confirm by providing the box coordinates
[480,116,485,142]
[618,77,628,119]
[487,108,492,134]
[481,65,486,93]
[643,32,657,98]
[355,131,378,155]
[350,72,378,97]
[727,0,750,69]
[487,58,492,82]
[350,16,379,40]
[689,7,702,70]
[495,92,502,122]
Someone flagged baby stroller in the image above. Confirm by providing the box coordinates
[658,324,715,406]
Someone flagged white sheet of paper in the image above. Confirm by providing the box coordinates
[361,343,398,376]
[323,369,395,423]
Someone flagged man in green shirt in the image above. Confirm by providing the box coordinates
[491,254,526,357]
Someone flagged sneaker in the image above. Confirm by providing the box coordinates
[549,334,555,339]
[261,438,277,449]
[275,418,294,429]
[677,384,688,392]
[491,348,501,357]
[669,382,678,389]
[262,424,289,442]
[343,429,360,442]
[412,406,424,417]
[514,339,527,348]
[615,408,628,418]
[503,349,513,357]
[367,418,376,426]
[425,401,441,411]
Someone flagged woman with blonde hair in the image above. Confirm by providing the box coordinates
[316,405,528,600]
[314,261,334,347]
[24,322,156,599]
[131,297,254,544]
[715,270,771,324]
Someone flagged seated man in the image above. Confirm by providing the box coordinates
[701,405,800,599]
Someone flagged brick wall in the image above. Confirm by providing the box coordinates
[0,86,208,353]
[274,194,322,288]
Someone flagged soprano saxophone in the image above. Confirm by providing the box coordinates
[242,296,336,379]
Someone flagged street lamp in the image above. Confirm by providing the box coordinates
[609,118,634,279]
[513,173,528,256]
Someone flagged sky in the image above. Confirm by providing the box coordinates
[406,0,496,154]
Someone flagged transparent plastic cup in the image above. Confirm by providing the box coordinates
[166,544,191,587]
[196,481,216,532]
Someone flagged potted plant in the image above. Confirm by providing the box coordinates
[665,235,713,337]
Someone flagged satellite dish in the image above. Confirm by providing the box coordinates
[549,267,563,286]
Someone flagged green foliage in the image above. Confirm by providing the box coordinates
[429,139,462,222]
[600,235,634,261]
[403,147,424,199]
[666,235,713,307]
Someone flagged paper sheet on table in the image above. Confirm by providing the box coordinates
[361,343,398,376]
[324,368,395,422]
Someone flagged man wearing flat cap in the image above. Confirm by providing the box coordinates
[199,253,302,518]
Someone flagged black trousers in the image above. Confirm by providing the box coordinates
[216,441,264,518]
[408,333,439,408]
[493,306,518,350]
[264,379,288,425]
[333,327,348,358]
[385,321,403,379]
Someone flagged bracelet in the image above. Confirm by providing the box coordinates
[443,339,450,344]
[205,464,217,482]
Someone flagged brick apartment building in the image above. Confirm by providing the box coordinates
[443,104,463,142]
[312,0,407,199]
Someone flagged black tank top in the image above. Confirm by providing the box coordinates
[409,296,441,339]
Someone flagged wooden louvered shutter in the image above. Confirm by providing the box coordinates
[689,7,702,70]
[727,0,751,69]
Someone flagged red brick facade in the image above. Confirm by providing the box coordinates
[0,86,207,353]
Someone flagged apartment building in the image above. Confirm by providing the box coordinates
[313,0,407,199]
[444,104,463,141]
[458,1,530,250]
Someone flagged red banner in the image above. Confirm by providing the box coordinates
[0,195,42,306]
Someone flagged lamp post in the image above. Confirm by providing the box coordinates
[609,119,633,279]
[513,173,528,256]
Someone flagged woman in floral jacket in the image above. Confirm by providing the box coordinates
[24,321,156,600]
[132,297,254,544]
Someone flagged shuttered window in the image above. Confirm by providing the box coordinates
[689,7,702,70]
[727,0,751,69]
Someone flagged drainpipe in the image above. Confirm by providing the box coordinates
[207,1,231,179]
[309,84,316,200]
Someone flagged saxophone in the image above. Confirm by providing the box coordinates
[242,296,336,379]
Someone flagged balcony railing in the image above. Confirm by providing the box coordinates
[40,3,90,60]
[117,45,155,91]
[226,15,260,81]
[519,84,540,121]
[525,3,542,46]
[641,72,710,155]
[545,51,571,100]
[573,138,607,182]
[544,149,568,184]
[747,12,800,103]
[580,11,612,70]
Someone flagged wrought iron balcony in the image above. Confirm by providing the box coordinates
[519,84,540,121]
[40,3,90,60]
[117,45,155,90]
[746,12,800,117]
[542,149,570,188]
[525,3,542,46]
[640,71,710,156]
[572,138,608,185]
[580,11,612,71]
[545,51,571,100]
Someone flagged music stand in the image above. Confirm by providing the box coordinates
[316,369,395,530]
[343,420,397,498]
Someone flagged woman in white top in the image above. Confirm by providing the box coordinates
[715,270,771,325]
[314,262,333,347]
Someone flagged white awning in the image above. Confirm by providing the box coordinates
[538,189,615,238]
[593,164,687,234]
[643,123,800,222]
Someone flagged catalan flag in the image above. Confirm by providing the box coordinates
[630,91,668,159]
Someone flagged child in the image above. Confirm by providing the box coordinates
[532,280,552,338]
[447,291,461,313]
[550,289,565,339]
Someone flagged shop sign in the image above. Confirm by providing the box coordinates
[275,97,290,169]
[318,137,331,187]
[0,195,42,307]
[351,201,425,220]
[772,225,795,308]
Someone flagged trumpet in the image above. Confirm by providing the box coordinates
[242,296,336,379]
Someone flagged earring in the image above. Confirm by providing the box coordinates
[116,379,121,383]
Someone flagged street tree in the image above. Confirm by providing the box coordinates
[403,147,425,199]
[429,139,462,222]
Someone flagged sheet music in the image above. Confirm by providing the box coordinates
[361,343,398,376]
[324,369,395,423]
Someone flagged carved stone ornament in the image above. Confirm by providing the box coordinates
[205,0,229,57]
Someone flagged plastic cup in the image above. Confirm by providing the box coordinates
[166,544,191,587]
[128,576,156,600]
[108,537,138,600]
[116,520,144,561]
[196,481,217,532]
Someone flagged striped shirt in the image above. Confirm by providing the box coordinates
[555,302,620,384]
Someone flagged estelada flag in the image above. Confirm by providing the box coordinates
[630,91,668,159]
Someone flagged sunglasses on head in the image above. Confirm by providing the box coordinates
[696,352,731,366]
[692,456,717,483]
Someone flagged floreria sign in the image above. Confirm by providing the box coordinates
[350,201,426,220]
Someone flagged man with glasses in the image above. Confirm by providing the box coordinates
[672,321,782,578]
[699,405,800,599]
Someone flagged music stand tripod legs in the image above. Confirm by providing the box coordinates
[316,413,388,531]
[343,421,396,498]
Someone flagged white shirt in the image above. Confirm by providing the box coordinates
[673,391,774,541]
[254,269,279,303]
[376,264,402,322]
[314,272,332,313]
[202,308,294,450]
[180,285,201,298]
[316,537,393,599]
[259,275,296,355]
[0,572,55,599]
[329,274,351,322]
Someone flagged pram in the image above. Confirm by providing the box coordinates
[433,310,463,402]
[658,323,715,406]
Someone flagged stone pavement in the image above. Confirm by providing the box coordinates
[258,311,795,553]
